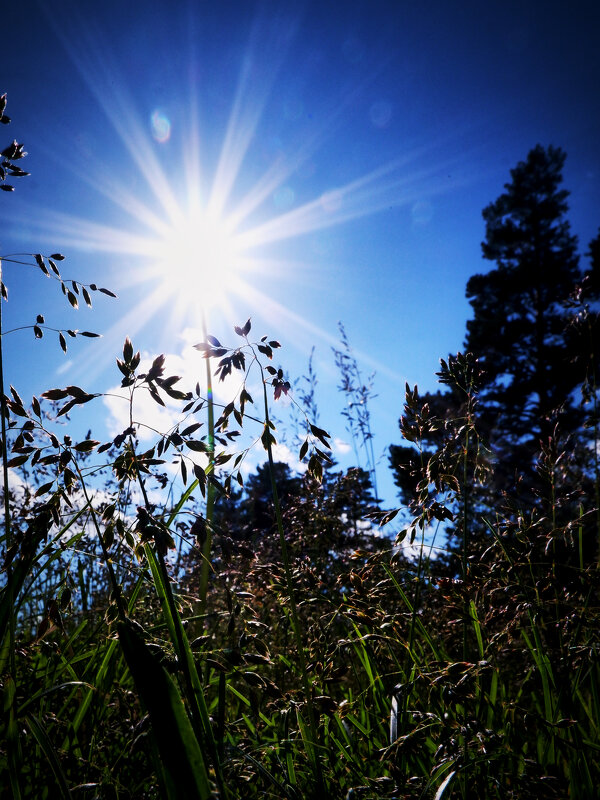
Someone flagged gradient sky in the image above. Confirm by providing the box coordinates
[1,0,599,513]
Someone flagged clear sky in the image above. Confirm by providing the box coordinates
[1,0,599,513]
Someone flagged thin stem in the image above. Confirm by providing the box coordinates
[74,461,126,621]
[198,310,215,613]
[0,260,15,672]
[0,259,22,799]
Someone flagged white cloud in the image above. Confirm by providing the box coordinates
[5,468,28,502]
[333,437,352,455]
[271,442,305,474]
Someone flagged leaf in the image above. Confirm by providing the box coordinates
[66,385,90,400]
[180,458,188,485]
[234,318,251,337]
[59,332,67,353]
[181,423,202,437]
[299,439,308,461]
[6,399,27,417]
[273,380,290,400]
[67,291,78,309]
[308,454,323,484]
[7,454,29,468]
[80,331,101,337]
[314,447,333,464]
[123,337,133,363]
[434,771,457,800]
[193,464,206,497]
[186,440,209,453]
[310,424,331,448]
[206,335,221,347]
[99,287,117,297]
[10,386,23,406]
[261,424,276,451]
[231,351,245,371]
[33,325,43,339]
[35,481,54,497]
[257,344,273,359]
[73,439,100,452]
[57,399,81,417]
[1,140,19,159]
[82,287,92,307]
[36,256,50,277]
[50,253,65,261]
[148,385,165,407]
[146,354,165,381]
[41,388,69,400]
[48,259,61,276]
[117,621,212,800]
[36,314,44,324]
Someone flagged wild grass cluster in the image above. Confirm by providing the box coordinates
[1,95,599,799]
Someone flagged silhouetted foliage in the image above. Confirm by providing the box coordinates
[466,145,597,500]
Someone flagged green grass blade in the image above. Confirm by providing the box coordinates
[117,619,212,800]
[469,599,484,660]
[381,564,444,661]
[143,543,226,795]
[26,713,73,799]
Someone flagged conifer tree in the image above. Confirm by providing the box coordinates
[391,145,599,529]
[465,146,586,497]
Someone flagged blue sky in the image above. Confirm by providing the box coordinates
[1,0,599,513]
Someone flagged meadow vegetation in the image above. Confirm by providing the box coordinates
[1,94,599,799]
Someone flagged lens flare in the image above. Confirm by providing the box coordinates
[151,109,171,143]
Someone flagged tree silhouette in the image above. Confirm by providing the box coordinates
[391,145,599,554]
[465,145,594,499]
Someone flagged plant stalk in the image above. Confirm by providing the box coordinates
[198,310,215,613]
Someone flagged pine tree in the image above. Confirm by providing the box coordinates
[390,146,599,539]
[465,145,587,498]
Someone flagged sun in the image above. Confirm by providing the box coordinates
[151,205,244,313]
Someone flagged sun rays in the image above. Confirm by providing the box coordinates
[12,2,475,377]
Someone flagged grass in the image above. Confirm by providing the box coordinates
[1,323,599,800]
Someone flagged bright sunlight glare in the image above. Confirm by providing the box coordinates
[150,208,243,311]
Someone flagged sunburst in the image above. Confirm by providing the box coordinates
[10,4,471,383]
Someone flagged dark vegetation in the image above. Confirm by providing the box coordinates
[1,93,599,798]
